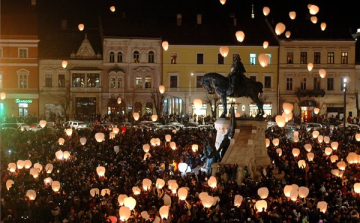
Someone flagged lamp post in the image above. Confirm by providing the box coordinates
[189,73,194,118]
[343,77,347,143]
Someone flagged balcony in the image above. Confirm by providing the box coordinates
[295,89,325,97]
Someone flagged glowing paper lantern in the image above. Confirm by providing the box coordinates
[34,163,43,172]
[312,130,319,138]
[337,160,346,171]
[63,151,70,159]
[255,200,267,212]
[331,169,343,177]
[354,183,360,193]
[318,135,323,143]
[309,5,319,15]
[276,148,282,157]
[293,135,299,143]
[307,152,314,161]
[346,152,357,164]
[143,144,150,153]
[219,46,229,58]
[170,141,176,150]
[313,107,320,115]
[257,187,269,199]
[272,138,279,147]
[283,103,293,115]
[178,163,188,173]
[17,160,24,169]
[142,178,152,191]
[119,206,131,221]
[310,16,318,24]
[6,179,14,190]
[96,166,106,177]
[290,189,299,201]
[0,92,6,100]
[263,41,269,49]
[101,188,111,196]
[133,112,140,121]
[80,137,87,145]
[151,115,158,121]
[113,127,119,134]
[192,144,198,152]
[235,31,245,42]
[24,160,32,169]
[263,6,270,16]
[178,187,188,200]
[45,163,53,173]
[44,177,53,186]
[285,31,291,38]
[156,178,165,189]
[235,112,241,117]
[298,160,306,169]
[258,53,270,67]
[330,155,339,163]
[202,195,215,208]
[155,138,161,146]
[162,41,169,51]
[321,22,327,31]
[275,115,286,127]
[219,0,226,5]
[61,60,67,69]
[95,132,105,142]
[356,133,360,142]
[58,138,65,145]
[294,131,299,136]
[30,168,39,178]
[208,176,217,188]
[114,146,119,154]
[8,163,16,172]
[319,69,326,78]
[118,194,128,206]
[307,63,314,72]
[282,112,293,122]
[289,11,296,20]
[317,201,328,213]
[275,22,286,35]
[298,187,309,198]
[265,138,270,147]
[141,211,150,221]
[26,190,36,200]
[52,181,61,192]
[165,134,171,142]
[324,136,330,144]
[65,128,73,136]
[304,143,312,152]
[78,24,84,31]
[124,197,136,210]
[159,205,170,219]
[132,186,141,195]
[39,120,47,128]
[324,147,332,156]
[234,195,243,207]
[292,148,300,157]
[110,6,115,12]
[284,185,293,197]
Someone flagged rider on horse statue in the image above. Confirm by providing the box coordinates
[228,54,250,97]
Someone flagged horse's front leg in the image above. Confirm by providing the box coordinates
[220,94,227,118]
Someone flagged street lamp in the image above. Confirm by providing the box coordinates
[343,77,347,143]
[189,73,194,96]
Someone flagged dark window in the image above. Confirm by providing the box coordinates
[300,52,307,64]
[327,78,334,91]
[109,52,115,63]
[133,51,140,63]
[314,52,321,64]
[327,52,334,64]
[300,78,307,90]
[196,76,203,88]
[341,52,348,64]
[264,76,271,88]
[148,51,155,63]
[287,52,293,64]
[286,77,293,90]
[58,74,65,87]
[170,53,177,64]
[197,53,203,64]
[313,77,321,90]
[117,52,123,63]
[45,74,52,87]
[170,76,177,88]
[218,54,224,64]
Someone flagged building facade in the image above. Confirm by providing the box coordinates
[278,40,357,123]
[102,38,162,117]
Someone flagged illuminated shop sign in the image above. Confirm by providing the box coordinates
[15,99,33,104]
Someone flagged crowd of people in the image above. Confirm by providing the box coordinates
[1,116,360,223]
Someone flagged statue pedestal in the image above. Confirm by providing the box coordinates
[211,118,271,185]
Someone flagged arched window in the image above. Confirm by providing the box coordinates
[133,51,140,63]
[109,52,115,63]
[148,51,155,63]
[145,76,152,88]
[117,52,123,63]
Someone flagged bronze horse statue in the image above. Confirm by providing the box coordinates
[201,55,264,118]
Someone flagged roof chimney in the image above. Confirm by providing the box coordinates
[177,14,182,26]
[197,14,202,25]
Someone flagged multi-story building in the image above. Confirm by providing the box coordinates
[0,0,39,119]
[162,14,279,118]
[278,22,356,123]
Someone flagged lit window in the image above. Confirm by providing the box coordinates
[327,78,334,91]
[135,75,142,88]
[250,54,256,65]
[170,53,177,64]
[0,74,3,88]
[145,76,152,88]
[313,77,320,90]
[327,52,334,64]
[87,73,100,88]
[265,53,272,64]
[72,73,85,87]
[286,52,293,64]
[341,52,348,64]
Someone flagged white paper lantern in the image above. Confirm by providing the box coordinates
[325,147,332,156]
[162,41,169,51]
[58,138,65,145]
[307,152,314,162]
[52,181,61,192]
[132,186,141,195]
[142,178,152,191]
[263,41,269,49]
[255,200,267,212]
[265,138,270,147]
[307,63,314,72]
[292,148,300,157]
[299,186,309,198]
[263,6,270,16]
[309,5,319,15]
[156,178,165,189]
[289,11,296,20]
[118,194,128,206]
[354,183,360,193]
[283,103,294,115]
[61,60,68,69]
[159,205,170,219]
[178,187,188,200]
[304,144,312,152]
[317,201,328,213]
[96,166,106,177]
[178,163,188,173]
[95,132,105,142]
[275,115,286,127]
[110,6,115,12]
[151,115,158,121]
[45,163,53,173]
[6,179,14,190]
[207,176,217,188]
[124,197,136,210]
[275,22,286,35]
[312,130,319,138]
[143,144,150,153]
[55,150,63,160]
[170,141,176,150]
[285,31,291,38]
[26,190,36,200]
[235,31,245,42]
[257,187,269,199]
[17,160,25,169]
[8,163,16,172]
[119,206,131,221]
[80,137,87,145]
[165,134,171,142]
[272,138,279,147]
[101,188,111,196]
[44,177,53,186]
[234,194,243,207]
[133,112,140,121]
[192,144,198,152]
[324,136,330,144]
[330,155,339,163]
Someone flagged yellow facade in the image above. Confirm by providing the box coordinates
[162,45,279,119]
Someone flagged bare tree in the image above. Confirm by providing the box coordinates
[203,94,221,119]
[150,88,165,117]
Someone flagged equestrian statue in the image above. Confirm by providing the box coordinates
[201,54,264,118]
